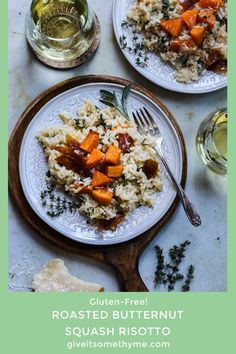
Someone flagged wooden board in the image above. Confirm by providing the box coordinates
[8,75,187,292]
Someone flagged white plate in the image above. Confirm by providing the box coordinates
[113,0,227,94]
[19,82,183,245]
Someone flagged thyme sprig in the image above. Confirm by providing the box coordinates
[98,113,112,129]
[154,246,166,286]
[41,184,81,218]
[99,84,132,120]
[154,241,195,292]
[119,24,149,68]
[182,265,195,292]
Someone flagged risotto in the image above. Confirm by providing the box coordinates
[38,101,162,230]
[127,0,227,82]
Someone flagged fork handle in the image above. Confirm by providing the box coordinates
[156,149,201,227]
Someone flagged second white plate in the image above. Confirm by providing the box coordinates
[113,0,227,94]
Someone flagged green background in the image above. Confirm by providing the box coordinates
[1,0,235,353]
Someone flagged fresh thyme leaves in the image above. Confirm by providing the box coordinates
[154,246,166,286]
[135,57,147,68]
[169,240,191,265]
[99,84,132,120]
[182,265,195,292]
[9,272,16,280]
[162,0,170,19]
[120,175,129,186]
[119,23,149,68]
[98,113,112,129]
[154,241,195,292]
[41,184,81,218]
[46,170,51,178]
[99,113,106,126]
[74,118,87,129]
[119,34,128,49]
[121,20,132,29]
[156,36,167,53]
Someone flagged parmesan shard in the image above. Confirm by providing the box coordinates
[32,259,104,292]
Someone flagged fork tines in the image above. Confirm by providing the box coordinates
[132,107,158,134]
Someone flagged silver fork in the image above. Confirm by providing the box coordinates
[132,107,201,227]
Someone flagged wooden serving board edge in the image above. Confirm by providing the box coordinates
[8,75,187,292]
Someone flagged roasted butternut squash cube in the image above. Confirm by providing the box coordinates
[92,189,113,206]
[80,130,99,153]
[79,186,93,196]
[106,165,124,178]
[86,149,104,169]
[199,0,222,9]
[170,38,195,52]
[190,26,206,46]
[92,170,113,188]
[181,9,198,29]
[198,9,215,31]
[105,145,121,165]
[160,18,183,37]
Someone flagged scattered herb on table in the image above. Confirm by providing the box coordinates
[100,84,132,120]
[154,241,195,292]
[41,184,81,218]
[182,265,195,292]
[154,246,166,285]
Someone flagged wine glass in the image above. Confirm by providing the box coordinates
[26,0,98,68]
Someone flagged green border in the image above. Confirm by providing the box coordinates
[228,0,235,295]
[1,1,235,353]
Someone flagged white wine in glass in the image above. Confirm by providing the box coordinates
[26,0,97,67]
[196,109,227,175]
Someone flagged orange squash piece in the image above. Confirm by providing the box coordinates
[160,18,183,37]
[199,0,222,9]
[86,149,104,169]
[80,130,99,153]
[170,38,195,52]
[198,9,215,30]
[79,186,93,196]
[92,170,113,188]
[105,145,122,165]
[92,189,113,206]
[181,9,198,29]
[190,26,206,45]
[106,165,124,178]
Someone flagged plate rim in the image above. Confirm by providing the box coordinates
[9,75,187,249]
[112,0,227,94]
